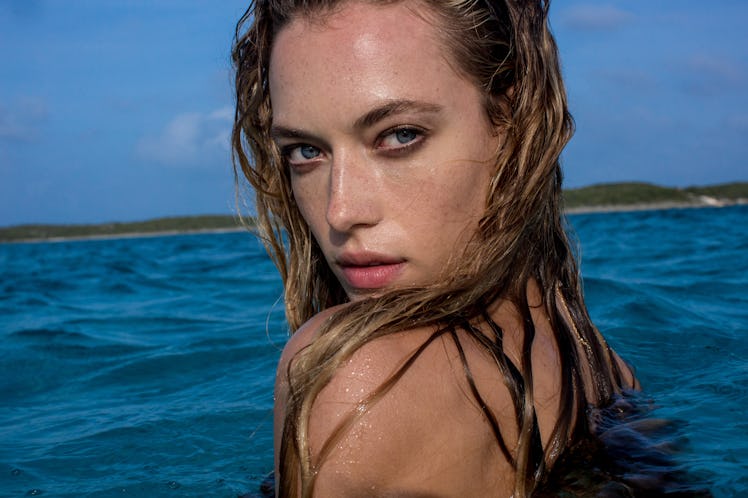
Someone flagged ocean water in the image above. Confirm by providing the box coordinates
[1,205,746,497]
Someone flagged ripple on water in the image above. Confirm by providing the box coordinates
[1,210,746,496]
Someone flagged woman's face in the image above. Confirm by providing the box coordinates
[269,1,501,301]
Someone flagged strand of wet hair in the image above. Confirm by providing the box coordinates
[516,298,546,485]
[447,324,515,467]
[477,311,525,430]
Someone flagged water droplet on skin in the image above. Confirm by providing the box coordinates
[11,468,22,476]
[167,481,180,490]
[26,490,42,496]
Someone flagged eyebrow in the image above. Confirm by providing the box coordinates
[269,125,314,142]
[270,99,443,141]
[353,99,442,130]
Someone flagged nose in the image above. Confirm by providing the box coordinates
[325,150,381,233]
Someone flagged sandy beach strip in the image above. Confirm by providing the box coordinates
[4,226,247,244]
[566,198,747,215]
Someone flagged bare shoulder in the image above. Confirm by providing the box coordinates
[279,318,515,497]
[275,306,339,380]
[273,306,345,481]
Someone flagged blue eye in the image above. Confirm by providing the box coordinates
[299,145,320,159]
[285,144,322,165]
[395,128,417,144]
[379,127,423,151]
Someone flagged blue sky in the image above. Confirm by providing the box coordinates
[1,1,746,226]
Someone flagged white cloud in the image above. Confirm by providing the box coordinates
[0,97,48,142]
[725,114,748,132]
[560,5,634,31]
[136,107,233,167]
[598,68,656,92]
[0,112,29,141]
[659,53,748,97]
[680,54,746,95]
[0,0,43,20]
[208,106,233,121]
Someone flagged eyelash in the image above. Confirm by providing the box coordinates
[376,126,426,154]
[281,144,320,165]
[280,125,427,169]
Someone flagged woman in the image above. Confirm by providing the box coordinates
[231,1,669,496]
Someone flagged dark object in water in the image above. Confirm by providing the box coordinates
[239,471,274,498]
[538,391,714,497]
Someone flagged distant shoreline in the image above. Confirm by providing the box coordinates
[0,215,249,244]
[566,198,747,215]
[2,181,747,243]
[3,202,746,244]
[13,227,247,244]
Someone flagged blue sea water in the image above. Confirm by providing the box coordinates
[1,205,746,497]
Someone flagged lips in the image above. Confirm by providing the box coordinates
[336,252,406,290]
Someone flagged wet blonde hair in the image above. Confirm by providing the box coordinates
[232,0,631,495]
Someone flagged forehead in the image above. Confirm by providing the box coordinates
[268,2,465,123]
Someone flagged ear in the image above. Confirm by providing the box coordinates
[486,85,514,135]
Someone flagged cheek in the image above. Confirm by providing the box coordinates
[435,166,491,224]
[404,173,488,258]
[420,131,496,228]
[291,178,325,236]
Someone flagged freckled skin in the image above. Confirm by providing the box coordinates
[269,1,500,301]
[269,2,516,495]
[268,3,640,497]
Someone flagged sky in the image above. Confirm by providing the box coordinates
[1,1,746,226]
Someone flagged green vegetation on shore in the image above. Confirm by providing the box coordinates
[0,215,247,243]
[563,181,748,209]
[2,182,746,242]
